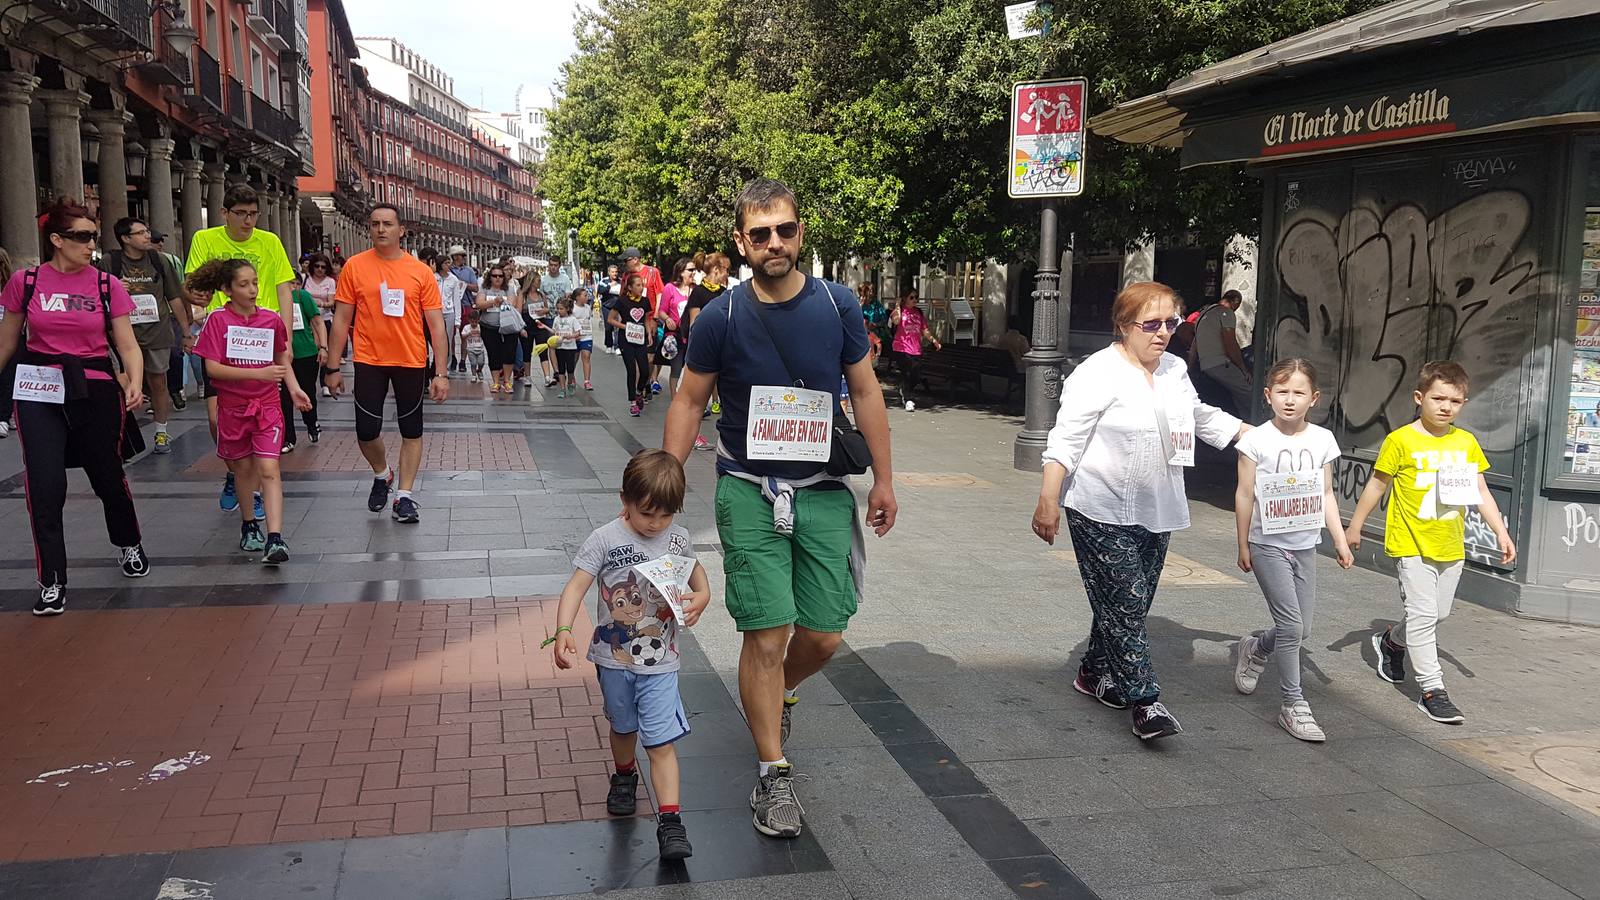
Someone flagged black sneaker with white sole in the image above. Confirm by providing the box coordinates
[1418,689,1465,724]
[1371,628,1406,684]
[262,537,290,565]
[1073,669,1129,709]
[1131,701,1183,740]
[33,584,65,616]
[367,472,393,512]
[392,495,420,524]
[119,544,150,578]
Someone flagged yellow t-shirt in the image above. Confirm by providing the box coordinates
[185,226,296,312]
[1373,422,1489,561]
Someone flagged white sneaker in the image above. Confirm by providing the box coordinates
[1233,635,1267,695]
[321,386,332,398]
[904,400,915,411]
[0,420,9,438]
[1279,701,1326,742]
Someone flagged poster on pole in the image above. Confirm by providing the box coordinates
[1004,2,1041,39]
[1008,77,1087,198]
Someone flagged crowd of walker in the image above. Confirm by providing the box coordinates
[0,178,1519,862]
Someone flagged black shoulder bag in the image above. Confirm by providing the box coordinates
[740,281,873,477]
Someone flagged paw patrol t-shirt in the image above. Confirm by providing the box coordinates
[573,518,695,674]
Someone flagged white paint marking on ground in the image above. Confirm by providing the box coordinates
[136,751,212,786]
[25,759,137,786]
[154,877,217,899]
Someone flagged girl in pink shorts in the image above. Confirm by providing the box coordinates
[189,259,311,564]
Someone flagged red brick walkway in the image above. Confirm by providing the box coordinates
[0,599,643,863]
[186,432,539,474]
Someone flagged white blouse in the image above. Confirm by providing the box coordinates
[1042,345,1243,533]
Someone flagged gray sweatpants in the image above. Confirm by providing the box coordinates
[1249,542,1317,703]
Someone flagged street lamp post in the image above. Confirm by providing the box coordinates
[1014,201,1067,470]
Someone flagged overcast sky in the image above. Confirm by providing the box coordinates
[342,0,589,113]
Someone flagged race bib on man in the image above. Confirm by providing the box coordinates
[380,282,405,318]
[13,364,65,404]
[226,326,275,363]
[292,303,306,331]
[746,385,833,462]
[1257,470,1325,535]
[1165,405,1196,467]
[129,293,162,325]
[1437,464,1480,506]
[624,322,647,345]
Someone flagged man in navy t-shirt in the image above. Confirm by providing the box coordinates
[664,177,897,841]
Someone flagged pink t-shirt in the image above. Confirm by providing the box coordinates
[305,275,338,313]
[0,265,135,381]
[892,306,928,355]
[193,304,289,407]
[661,284,689,330]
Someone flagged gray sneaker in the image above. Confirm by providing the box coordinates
[750,764,804,838]
[1233,635,1268,695]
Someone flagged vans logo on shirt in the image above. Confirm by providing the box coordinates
[38,292,99,313]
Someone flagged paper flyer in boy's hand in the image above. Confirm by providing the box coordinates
[635,554,695,625]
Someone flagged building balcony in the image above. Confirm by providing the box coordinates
[60,0,152,52]
[251,94,298,148]
[245,0,272,39]
[183,46,224,114]
[267,1,293,53]
[134,26,192,87]
[226,77,249,127]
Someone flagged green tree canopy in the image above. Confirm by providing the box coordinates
[540,0,1386,264]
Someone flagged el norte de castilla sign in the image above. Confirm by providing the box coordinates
[1181,56,1600,167]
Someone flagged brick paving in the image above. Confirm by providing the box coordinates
[185,432,538,474]
[0,598,642,863]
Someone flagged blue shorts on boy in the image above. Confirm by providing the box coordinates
[573,517,698,746]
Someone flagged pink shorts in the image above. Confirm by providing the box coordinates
[216,400,284,460]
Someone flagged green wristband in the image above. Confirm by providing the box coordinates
[540,624,573,648]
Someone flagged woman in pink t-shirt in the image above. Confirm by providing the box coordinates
[889,287,941,411]
[0,199,149,615]
[190,258,310,566]
[652,256,696,399]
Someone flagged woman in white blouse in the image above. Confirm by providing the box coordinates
[1032,282,1247,741]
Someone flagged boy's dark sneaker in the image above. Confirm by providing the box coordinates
[33,583,65,617]
[1418,689,1465,724]
[781,693,799,745]
[1131,701,1183,741]
[392,496,420,524]
[656,814,692,861]
[262,537,290,565]
[606,771,639,815]
[367,471,394,512]
[1371,628,1406,684]
[119,544,150,578]
[1073,669,1128,709]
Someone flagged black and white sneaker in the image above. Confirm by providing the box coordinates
[750,764,804,838]
[1371,628,1406,684]
[367,471,394,512]
[33,584,65,616]
[262,537,290,565]
[606,771,639,815]
[656,813,692,861]
[392,496,420,524]
[1131,701,1183,740]
[1418,689,1465,724]
[119,544,150,578]
[1073,669,1128,709]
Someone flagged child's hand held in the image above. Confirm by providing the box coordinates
[1336,544,1354,569]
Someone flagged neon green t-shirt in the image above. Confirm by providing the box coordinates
[184,226,296,312]
[1373,422,1490,561]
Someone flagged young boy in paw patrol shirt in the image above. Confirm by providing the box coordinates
[552,449,710,861]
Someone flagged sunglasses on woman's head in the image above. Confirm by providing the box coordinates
[58,229,99,244]
[743,221,799,244]
[1135,316,1184,334]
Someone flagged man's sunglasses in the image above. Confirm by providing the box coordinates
[743,221,799,244]
[58,229,99,244]
[1135,316,1184,334]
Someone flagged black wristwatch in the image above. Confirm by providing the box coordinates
[321,365,340,376]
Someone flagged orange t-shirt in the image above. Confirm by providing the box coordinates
[334,249,442,368]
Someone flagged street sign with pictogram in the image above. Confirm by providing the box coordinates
[1008,77,1087,198]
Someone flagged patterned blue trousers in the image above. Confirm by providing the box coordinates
[1066,508,1171,705]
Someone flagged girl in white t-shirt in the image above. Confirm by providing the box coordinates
[1232,358,1354,742]
[551,296,582,399]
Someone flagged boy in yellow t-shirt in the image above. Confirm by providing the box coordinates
[1347,361,1516,725]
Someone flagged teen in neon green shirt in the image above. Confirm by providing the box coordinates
[185,224,296,312]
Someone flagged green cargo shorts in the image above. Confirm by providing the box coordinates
[714,476,858,633]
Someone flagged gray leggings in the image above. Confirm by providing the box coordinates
[1250,542,1317,703]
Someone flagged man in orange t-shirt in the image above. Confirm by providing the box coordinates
[323,204,448,523]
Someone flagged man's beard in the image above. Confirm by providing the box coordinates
[758,253,795,277]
